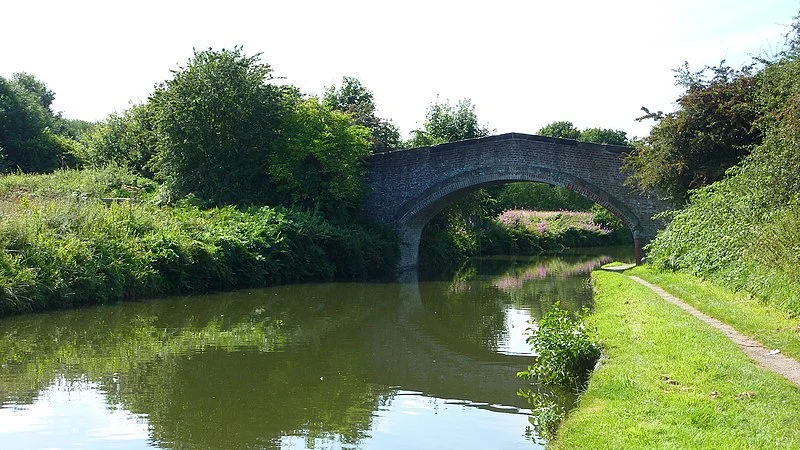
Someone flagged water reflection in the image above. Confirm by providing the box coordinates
[0,247,631,449]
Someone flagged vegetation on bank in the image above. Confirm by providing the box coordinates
[421,201,631,274]
[517,304,601,440]
[626,14,800,317]
[0,49,405,316]
[551,270,800,449]
[0,170,396,317]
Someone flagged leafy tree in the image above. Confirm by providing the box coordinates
[623,62,762,203]
[148,47,287,205]
[537,121,580,140]
[537,121,628,145]
[142,47,373,213]
[408,98,491,147]
[270,97,372,218]
[579,128,628,145]
[11,72,55,109]
[323,77,401,153]
[0,73,74,172]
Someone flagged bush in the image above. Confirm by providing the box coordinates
[517,303,602,441]
[518,304,601,389]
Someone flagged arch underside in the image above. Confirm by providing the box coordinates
[395,165,642,233]
[392,165,643,273]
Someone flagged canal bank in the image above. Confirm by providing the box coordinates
[551,269,800,449]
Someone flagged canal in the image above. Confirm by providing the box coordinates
[0,247,632,449]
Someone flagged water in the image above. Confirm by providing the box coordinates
[0,247,631,449]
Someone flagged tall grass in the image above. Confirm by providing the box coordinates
[0,168,397,316]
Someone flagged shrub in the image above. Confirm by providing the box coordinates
[518,304,602,389]
[517,303,602,441]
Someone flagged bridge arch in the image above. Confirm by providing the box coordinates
[362,133,671,274]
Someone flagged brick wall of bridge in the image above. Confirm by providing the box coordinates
[362,133,672,270]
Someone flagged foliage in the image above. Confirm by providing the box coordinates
[147,47,287,206]
[518,304,601,389]
[624,62,762,204]
[537,121,629,146]
[0,168,397,317]
[645,38,800,316]
[407,98,491,147]
[323,76,402,153]
[77,103,158,177]
[0,73,77,173]
[537,121,580,140]
[517,303,601,441]
[269,97,372,219]
[578,128,628,145]
[483,210,627,256]
[493,182,593,212]
[78,49,374,212]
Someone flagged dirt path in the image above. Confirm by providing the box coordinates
[627,275,800,389]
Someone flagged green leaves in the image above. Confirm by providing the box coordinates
[408,98,491,147]
[270,97,371,218]
[624,62,761,204]
[0,73,77,173]
[518,304,601,389]
[148,47,285,206]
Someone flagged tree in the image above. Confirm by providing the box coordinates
[623,62,762,203]
[145,47,373,212]
[579,128,628,145]
[0,73,74,173]
[11,72,55,109]
[538,121,628,145]
[148,47,287,205]
[537,121,580,140]
[77,103,157,177]
[408,98,491,147]
[323,77,401,153]
[269,97,372,218]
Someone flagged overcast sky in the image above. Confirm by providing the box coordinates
[2,0,798,139]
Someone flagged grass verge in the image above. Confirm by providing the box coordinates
[628,265,800,361]
[551,270,800,449]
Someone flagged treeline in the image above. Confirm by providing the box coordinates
[628,14,800,315]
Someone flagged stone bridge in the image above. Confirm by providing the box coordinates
[362,133,672,272]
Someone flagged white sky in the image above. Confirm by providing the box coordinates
[2,0,797,139]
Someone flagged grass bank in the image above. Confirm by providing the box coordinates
[628,265,800,361]
[0,168,397,317]
[552,270,800,449]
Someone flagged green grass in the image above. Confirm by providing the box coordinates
[628,265,800,361]
[0,168,397,316]
[552,270,800,449]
